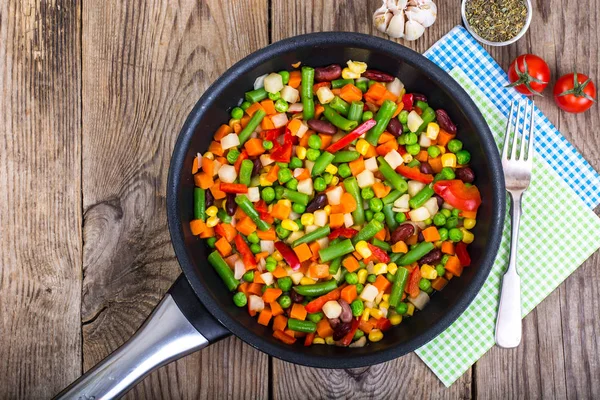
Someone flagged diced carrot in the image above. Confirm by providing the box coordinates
[316,319,334,338]
[233,122,242,134]
[194,172,214,189]
[391,241,408,253]
[295,168,311,181]
[406,233,418,245]
[208,141,223,156]
[315,104,325,119]
[262,288,283,303]
[349,157,365,176]
[352,251,363,261]
[257,308,273,326]
[273,315,288,332]
[342,255,360,273]
[373,275,391,293]
[253,273,265,284]
[329,213,345,228]
[214,124,233,140]
[340,192,357,213]
[431,277,449,291]
[372,182,391,198]
[240,115,251,128]
[441,241,455,255]
[287,119,303,136]
[209,180,226,200]
[364,143,378,158]
[293,243,313,262]
[309,263,329,279]
[378,132,396,144]
[374,228,386,241]
[437,129,455,147]
[270,301,284,317]
[273,330,296,344]
[392,101,404,118]
[429,156,443,173]
[341,285,357,304]
[260,99,276,115]
[216,156,227,165]
[444,255,463,277]
[376,91,398,106]
[299,131,310,147]
[261,116,275,130]
[266,164,280,183]
[271,202,291,220]
[331,88,341,96]
[247,283,264,296]
[257,228,277,241]
[238,282,249,296]
[244,138,265,157]
[236,216,257,236]
[201,157,214,176]
[365,83,387,101]
[309,242,321,261]
[190,219,207,236]
[255,252,269,261]
[358,319,374,334]
[199,227,214,239]
[192,156,200,174]
[215,223,237,242]
[416,150,429,162]
[272,266,288,279]
[313,82,331,93]
[288,70,301,88]
[444,271,454,280]
[245,102,265,117]
[422,226,441,242]
[339,84,363,103]
[319,134,332,150]
[290,303,307,321]
[460,210,477,219]
[284,329,296,338]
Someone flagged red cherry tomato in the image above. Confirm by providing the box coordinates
[507,54,550,96]
[553,72,596,113]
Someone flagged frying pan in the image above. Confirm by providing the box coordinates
[56,32,505,399]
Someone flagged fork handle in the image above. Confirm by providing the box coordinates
[495,191,523,348]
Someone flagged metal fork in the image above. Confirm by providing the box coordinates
[495,99,535,348]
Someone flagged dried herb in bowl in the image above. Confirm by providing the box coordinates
[465,0,528,43]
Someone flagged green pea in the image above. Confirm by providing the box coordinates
[242,270,254,282]
[278,295,292,308]
[250,243,261,254]
[289,156,303,169]
[306,148,321,161]
[425,286,434,295]
[361,187,375,200]
[345,272,359,285]
[314,177,326,192]
[428,145,441,158]
[307,312,324,323]
[233,292,247,307]
[399,110,409,124]
[433,213,447,227]
[277,162,289,168]
[308,135,322,150]
[395,212,407,224]
[373,212,385,222]
[452,208,461,217]
[262,140,273,150]
[419,278,432,291]
[286,178,298,190]
[323,172,333,185]
[405,132,418,145]
[447,139,463,153]
[275,186,285,200]
[435,264,445,277]
[353,329,365,340]
[230,107,244,120]
[406,143,421,156]
[338,163,352,178]
[278,70,290,85]
[416,100,429,111]
[274,98,289,113]
[206,237,217,248]
[386,272,395,282]
[240,101,251,111]
[449,228,463,242]
[424,217,432,226]
[276,225,291,239]
[351,299,364,317]
[362,111,374,122]
[441,209,451,218]
[440,167,456,180]
[268,91,281,101]
[367,274,377,283]
[403,124,410,133]
[261,187,275,203]
[266,261,277,273]
[226,149,240,164]
[277,277,293,292]
[247,232,260,244]
[369,198,383,212]
[365,210,374,222]
[441,254,449,265]
[438,227,449,241]
[456,150,471,165]
[278,168,293,184]
[292,203,306,214]
[396,302,408,314]
[356,283,364,294]
[445,216,458,229]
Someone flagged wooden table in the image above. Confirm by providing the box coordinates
[1,0,598,398]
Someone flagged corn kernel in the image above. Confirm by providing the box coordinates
[279,199,292,208]
[420,264,438,280]
[382,294,390,302]
[357,269,368,284]
[370,308,383,320]
[347,60,368,74]
[461,228,475,244]
[361,308,371,322]
[229,118,240,127]
[312,337,325,345]
[272,251,283,261]
[296,146,307,160]
[325,336,335,345]
[373,263,388,275]
[325,164,338,175]
[206,216,219,228]
[301,213,314,226]
[387,263,398,275]
[464,218,476,230]
[437,145,446,155]
[281,219,299,232]
[203,152,214,160]
[401,153,413,163]
[259,174,273,186]
[441,153,457,168]
[389,314,403,325]
[368,329,383,342]
[323,205,331,215]
[406,303,415,316]
[379,301,390,310]
[399,88,406,98]
[356,139,370,156]
[206,206,219,217]
[342,67,360,80]
[277,261,287,268]
[426,122,440,140]
[355,241,372,258]
[300,277,316,285]
[330,176,339,186]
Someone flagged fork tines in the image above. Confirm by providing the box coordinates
[502,99,535,162]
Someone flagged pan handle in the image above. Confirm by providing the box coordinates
[54,275,230,400]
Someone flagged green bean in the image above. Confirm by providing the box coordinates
[239,159,254,186]
[383,189,403,205]
[382,204,398,232]
[343,177,365,225]
[371,237,392,252]
[311,151,335,177]
[408,186,435,209]
[282,188,310,206]
[238,109,266,145]
[352,220,383,244]
[416,107,436,132]
[245,88,268,103]
[292,226,330,248]
[347,101,364,122]
[332,150,360,163]
[288,318,317,333]
[293,279,338,296]
[319,239,355,262]
[329,256,342,275]
[208,251,239,291]
[301,67,315,120]
[330,96,350,116]
[194,187,206,221]
[235,195,271,231]
[377,156,408,193]
[389,267,410,307]
[365,100,398,145]
[331,78,354,89]
[396,242,435,266]
[323,105,358,132]
[389,252,403,264]
[355,79,368,93]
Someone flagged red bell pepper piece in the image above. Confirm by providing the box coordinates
[260,126,285,141]
[234,234,257,269]
[254,200,268,213]
[397,145,407,155]
[233,150,248,173]
[368,243,391,263]
[325,119,377,153]
[402,94,414,111]
[304,286,344,313]
[339,318,360,346]
[328,227,359,240]
[406,266,421,298]
[269,128,295,162]
[455,242,471,267]
[274,241,301,271]
[220,183,249,194]
[433,180,482,212]
[375,317,392,332]
[304,332,315,347]
[396,165,434,184]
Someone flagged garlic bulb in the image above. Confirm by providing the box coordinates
[373,0,437,41]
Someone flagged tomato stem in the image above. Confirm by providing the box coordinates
[557,71,596,102]
[505,56,547,96]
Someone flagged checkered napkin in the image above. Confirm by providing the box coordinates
[412,27,600,387]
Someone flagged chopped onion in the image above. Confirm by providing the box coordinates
[281,85,300,103]
[287,102,304,113]
[408,290,430,310]
[407,180,426,197]
[364,157,378,172]
[314,210,328,227]
[419,132,432,147]
[260,272,274,286]
[344,213,354,228]
[290,272,304,285]
[212,160,222,177]
[393,193,411,210]
[221,133,240,150]
[356,169,375,188]
[322,300,342,319]
[296,122,309,138]
[326,186,343,205]
[253,74,267,90]
[260,154,274,166]
[409,206,431,222]
[218,164,237,183]
[248,295,265,312]
[407,110,424,132]
[359,284,379,302]
[260,240,275,254]
[384,149,403,170]
[234,260,245,280]
[423,197,439,216]
[293,168,305,178]
[271,112,289,128]
[386,77,404,97]
[297,178,313,195]
[247,187,260,202]
[264,73,284,94]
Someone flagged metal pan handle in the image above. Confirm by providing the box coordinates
[54,275,230,400]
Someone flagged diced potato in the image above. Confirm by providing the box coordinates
[323,300,342,319]
[364,157,378,172]
[408,206,430,222]
[407,110,424,132]
[316,86,335,104]
[384,149,403,170]
[221,133,240,150]
[264,73,284,94]
[218,164,237,183]
[281,85,300,103]
[356,169,375,188]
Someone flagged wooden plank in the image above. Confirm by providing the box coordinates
[270,1,472,397]
[0,0,83,398]
[80,0,269,398]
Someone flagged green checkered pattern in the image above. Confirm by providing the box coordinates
[414,68,600,387]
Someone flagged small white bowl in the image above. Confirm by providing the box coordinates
[461,0,532,46]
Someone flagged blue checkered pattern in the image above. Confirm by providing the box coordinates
[424,26,600,209]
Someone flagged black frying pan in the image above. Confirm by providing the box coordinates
[56,32,505,399]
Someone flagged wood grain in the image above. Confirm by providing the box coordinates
[80,0,269,399]
[0,1,83,399]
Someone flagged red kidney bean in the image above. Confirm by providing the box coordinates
[225,193,237,216]
[455,167,475,183]
[362,69,395,82]
[307,119,337,135]
[328,318,340,329]
[412,93,428,102]
[314,64,342,82]
[386,118,402,137]
[391,223,415,243]
[332,321,352,340]
[434,194,444,208]
[418,249,442,266]
[252,158,262,177]
[305,193,327,213]
[205,188,214,208]
[418,231,424,242]
[435,109,457,135]
[338,299,353,323]
[419,162,434,174]
[290,290,304,303]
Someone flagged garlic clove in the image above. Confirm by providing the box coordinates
[374,9,393,34]
[404,20,426,40]
[386,11,406,38]
[405,4,437,28]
